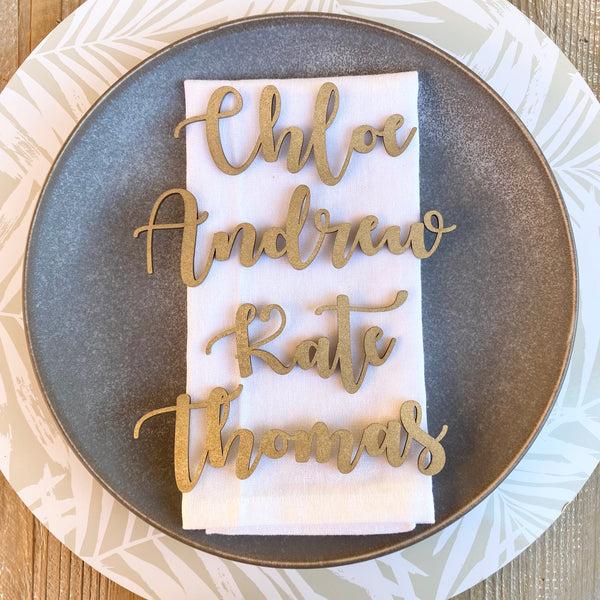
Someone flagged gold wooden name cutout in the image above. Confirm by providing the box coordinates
[174,82,417,186]
[207,292,406,394]
[133,79,453,484]
[133,185,455,288]
[134,385,448,493]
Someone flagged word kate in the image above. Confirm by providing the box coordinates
[207,292,407,394]
[133,385,448,492]
[133,185,455,288]
[174,82,417,186]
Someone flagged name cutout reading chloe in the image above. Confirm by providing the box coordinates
[133,80,453,482]
[174,82,417,186]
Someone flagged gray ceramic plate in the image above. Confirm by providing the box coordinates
[24,13,576,568]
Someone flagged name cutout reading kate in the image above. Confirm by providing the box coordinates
[133,81,453,485]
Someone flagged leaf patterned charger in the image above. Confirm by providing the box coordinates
[1,0,599,598]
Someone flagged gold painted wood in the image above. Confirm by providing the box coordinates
[0,0,598,598]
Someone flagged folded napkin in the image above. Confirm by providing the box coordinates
[183,72,433,534]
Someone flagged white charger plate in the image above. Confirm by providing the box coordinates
[1,0,599,598]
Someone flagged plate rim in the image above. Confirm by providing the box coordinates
[22,10,578,569]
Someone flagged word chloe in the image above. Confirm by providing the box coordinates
[133,385,448,492]
[174,82,417,186]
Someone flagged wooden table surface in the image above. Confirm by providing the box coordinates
[1,1,599,598]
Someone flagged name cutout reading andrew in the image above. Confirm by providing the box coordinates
[133,82,454,491]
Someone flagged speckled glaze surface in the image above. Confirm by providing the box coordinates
[23,14,576,567]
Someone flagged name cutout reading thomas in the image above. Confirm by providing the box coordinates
[133,82,454,492]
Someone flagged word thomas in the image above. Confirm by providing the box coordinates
[133,385,448,492]
[207,292,407,394]
[133,185,455,288]
[174,82,417,186]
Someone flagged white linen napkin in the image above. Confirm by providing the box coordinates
[183,72,434,534]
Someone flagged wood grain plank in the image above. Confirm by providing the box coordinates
[69,554,84,600]
[0,472,34,600]
[84,564,101,600]
[18,0,31,65]
[0,0,19,88]
[106,580,140,600]
[32,519,49,600]
[29,0,62,50]
[60,0,84,20]
[44,527,62,600]
[59,542,72,599]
